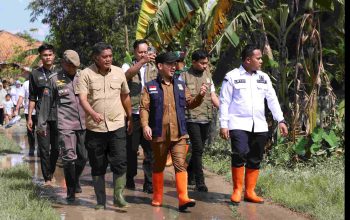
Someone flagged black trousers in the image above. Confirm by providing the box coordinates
[37,120,59,181]
[186,122,211,183]
[85,127,127,177]
[230,129,268,169]
[126,114,153,185]
[0,108,4,125]
[25,114,37,153]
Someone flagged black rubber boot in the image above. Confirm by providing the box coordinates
[194,174,208,192]
[92,175,106,209]
[113,173,129,208]
[75,162,85,193]
[63,163,76,202]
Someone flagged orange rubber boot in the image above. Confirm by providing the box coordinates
[244,168,264,203]
[231,167,244,205]
[152,172,164,206]
[175,172,196,211]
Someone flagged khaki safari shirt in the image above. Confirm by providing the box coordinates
[140,78,203,142]
[76,64,130,132]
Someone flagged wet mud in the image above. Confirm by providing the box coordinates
[0,122,309,220]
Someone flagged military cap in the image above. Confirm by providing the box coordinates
[63,50,80,67]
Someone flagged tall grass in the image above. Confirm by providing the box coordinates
[0,133,21,154]
[258,156,344,220]
[0,164,59,220]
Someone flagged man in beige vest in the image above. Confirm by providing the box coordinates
[179,49,220,192]
[122,39,158,193]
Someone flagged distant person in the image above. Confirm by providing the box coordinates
[219,44,288,205]
[0,82,7,126]
[122,39,157,193]
[2,94,14,124]
[37,50,88,202]
[140,52,209,211]
[77,42,133,209]
[28,43,60,186]
[10,80,24,109]
[14,76,37,156]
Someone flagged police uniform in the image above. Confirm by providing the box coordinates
[122,61,157,192]
[37,50,87,201]
[29,65,60,182]
[219,65,285,204]
[180,67,215,191]
[140,52,205,211]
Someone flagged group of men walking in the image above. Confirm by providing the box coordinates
[26,40,288,212]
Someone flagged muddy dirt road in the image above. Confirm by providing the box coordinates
[0,122,309,220]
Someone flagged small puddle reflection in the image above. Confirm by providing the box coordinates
[0,154,25,169]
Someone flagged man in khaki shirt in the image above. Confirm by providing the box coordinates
[77,42,133,209]
[140,52,208,212]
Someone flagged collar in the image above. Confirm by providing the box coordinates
[239,65,258,75]
[92,63,111,76]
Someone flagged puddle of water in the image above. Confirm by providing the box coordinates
[0,154,25,169]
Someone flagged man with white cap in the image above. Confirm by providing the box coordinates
[37,50,88,202]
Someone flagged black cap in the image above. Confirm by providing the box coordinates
[155,52,178,65]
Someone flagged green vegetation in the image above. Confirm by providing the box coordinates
[0,133,21,154]
[203,137,344,220]
[258,156,344,220]
[0,164,59,220]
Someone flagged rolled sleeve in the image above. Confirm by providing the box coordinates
[219,77,233,128]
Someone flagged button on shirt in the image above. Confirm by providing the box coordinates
[76,64,130,132]
[219,65,284,132]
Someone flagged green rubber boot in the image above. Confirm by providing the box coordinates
[113,173,129,208]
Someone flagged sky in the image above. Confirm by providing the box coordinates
[0,0,49,41]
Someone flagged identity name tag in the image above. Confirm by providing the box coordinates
[178,84,184,90]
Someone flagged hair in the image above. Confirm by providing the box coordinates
[91,42,113,59]
[38,43,55,54]
[133,39,148,50]
[241,44,260,61]
[192,49,208,61]
[5,94,11,98]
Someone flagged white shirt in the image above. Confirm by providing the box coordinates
[219,65,284,132]
[122,62,146,115]
[9,85,24,106]
[2,100,14,114]
[22,80,36,115]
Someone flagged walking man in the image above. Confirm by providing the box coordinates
[77,42,133,209]
[122,39,157,193]
[219,44,288,205]
[140,52,209,211]
[37,50,88,202]
[179,49,220,192]
[28,43,60,186]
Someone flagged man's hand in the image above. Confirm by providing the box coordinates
[141,53,156,64]
[279,122,288,137]
[199,83,209,97]
[126,118,133,135]
[143,126,152,140]
[92,112,104,124]
[27,118,33,131]
[220,128,230,140]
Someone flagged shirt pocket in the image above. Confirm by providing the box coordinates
[37,76,47,87]
[90,82,103,100]
[110,80,121,95]
[256,83,268,93]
